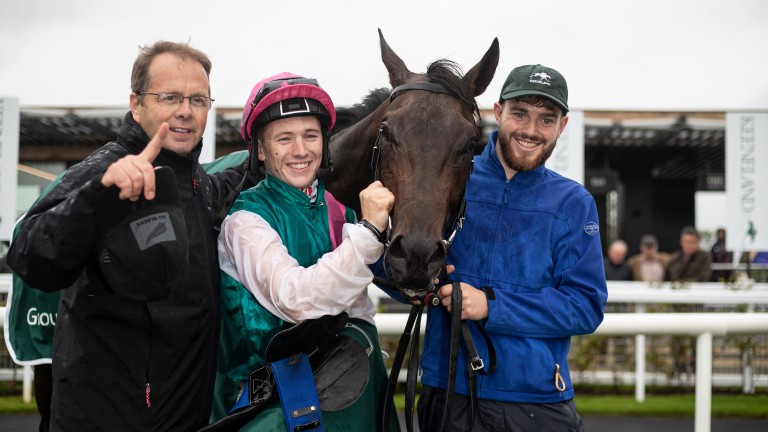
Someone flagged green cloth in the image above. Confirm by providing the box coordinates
[230,174,343,267]
[235,321,400,432]
[5,173,64,364]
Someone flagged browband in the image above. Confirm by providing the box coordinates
[390,82,450,101]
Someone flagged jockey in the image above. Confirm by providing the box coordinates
[210,72,400,431]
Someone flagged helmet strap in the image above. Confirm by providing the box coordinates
[321,129,333,172]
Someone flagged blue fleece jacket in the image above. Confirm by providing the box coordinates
[420,130,607,403]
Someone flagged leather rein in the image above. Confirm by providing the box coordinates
[373,82,497,432]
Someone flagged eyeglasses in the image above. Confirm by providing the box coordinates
[139,92,215,110]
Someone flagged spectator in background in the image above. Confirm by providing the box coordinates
[667,226,712,283]
[666,226,711,382]
[604,239,633,281]
[741,250,768,282]
[627,234,669,282]
[710,227,734,282]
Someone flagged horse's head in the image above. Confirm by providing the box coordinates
[375,30,499,299]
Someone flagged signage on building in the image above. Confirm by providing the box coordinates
[697,172,726,191]
[585,171,618,195]
[0,97,20,242]
[546,110,584,185]
[726,112,768,252]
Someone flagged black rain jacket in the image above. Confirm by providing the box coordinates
[8,113,252,431]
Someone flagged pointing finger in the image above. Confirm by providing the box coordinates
[138,123,169,200]
[140,123,168,164]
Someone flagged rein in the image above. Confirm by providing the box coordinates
[381,281,497,432]
[374,82,494,432]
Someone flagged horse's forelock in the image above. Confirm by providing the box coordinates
[426,60,479,114]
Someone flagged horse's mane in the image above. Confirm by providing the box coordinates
[332,88,391,134]
[331,60,479,136]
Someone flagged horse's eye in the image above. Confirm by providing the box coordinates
[467,137,479,154]
[379,125,391,141]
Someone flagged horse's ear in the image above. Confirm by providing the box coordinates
[462,38,500,97]
[378,28,412,87]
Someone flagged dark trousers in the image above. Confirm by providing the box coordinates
[417,386,586,432]
[34,364,52,432]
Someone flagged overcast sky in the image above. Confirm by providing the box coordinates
[1,0,766,112]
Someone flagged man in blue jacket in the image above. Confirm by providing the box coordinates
[418,64,607,431]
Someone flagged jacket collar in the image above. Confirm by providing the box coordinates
[260,174,324,208]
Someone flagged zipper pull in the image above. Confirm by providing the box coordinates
[145,382,151,408]
[554,363,566,392]
[191,175,199,195]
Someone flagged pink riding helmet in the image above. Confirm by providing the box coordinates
[240,72,336,144]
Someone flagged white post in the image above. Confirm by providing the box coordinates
[742,349,755,394]
[635,334,646,403]
[0,97,20,242]
[635,303,646,403]
[200,106,217,163]
[694,332,713,432]
[22,365,33,403]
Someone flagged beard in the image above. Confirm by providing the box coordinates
[498,132,556,172]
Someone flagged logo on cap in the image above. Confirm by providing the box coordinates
[529,72,552,86]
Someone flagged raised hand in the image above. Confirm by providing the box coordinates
[359,180,394,232]
[101,123,168,201]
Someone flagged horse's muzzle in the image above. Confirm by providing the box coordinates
[385,233,447,300]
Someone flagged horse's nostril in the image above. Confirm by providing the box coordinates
[430,243,447,265]
[386,236,405,261]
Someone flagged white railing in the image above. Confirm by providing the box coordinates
[373,281,768,432]
[375,312,768,432]
[3,277,768,432]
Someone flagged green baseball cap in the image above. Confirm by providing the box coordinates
[499,64,568,114]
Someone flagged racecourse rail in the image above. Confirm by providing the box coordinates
[2,274,768,432]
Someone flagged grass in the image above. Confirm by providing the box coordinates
[0,395,37,414]
[3,390,768,419]
[576,394,768,418]
[394,390,768,419]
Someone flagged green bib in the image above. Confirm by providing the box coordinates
[219,175,354,380]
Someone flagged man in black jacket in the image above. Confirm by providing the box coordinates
[7,41,256,431]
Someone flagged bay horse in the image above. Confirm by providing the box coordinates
[321,29,499,300]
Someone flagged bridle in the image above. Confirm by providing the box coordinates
[374,82,496,432]
[369,82,472,253]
